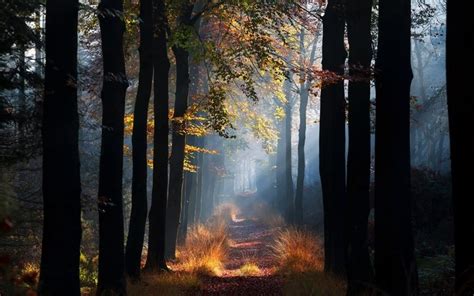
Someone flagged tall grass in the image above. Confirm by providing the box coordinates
[175,207,231,276]
[273,227,324,273]
[273,228,347,296]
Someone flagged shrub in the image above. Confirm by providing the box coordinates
[238,262,261,276]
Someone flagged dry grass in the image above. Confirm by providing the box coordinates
[175,213,230,276]
[212,203,240,223]
[272,227,323,273]
[283,271,346,296]
[126,272,201,296]
[238,262,261,276]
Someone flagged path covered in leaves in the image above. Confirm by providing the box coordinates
[199,217,284,295]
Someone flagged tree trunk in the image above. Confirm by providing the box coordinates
[374,0,418,294]
[38,0,81,294]
[165,4,194,259]
[125,0,153,280]
[345,0,373,293]
[320,0,347,276]
[145,0,170,271]
[96,0,128,293]
[446,3,474,294]
[275,105,286,215]
[284,85,295,223]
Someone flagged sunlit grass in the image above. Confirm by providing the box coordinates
[126,272,201,296]
[212,203,240,223]
[175,216,230,276]
[247,202,285,227]
[272,227,323,273]
[238,262,261,276]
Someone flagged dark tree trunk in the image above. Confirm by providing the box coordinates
[145,0,170,271]
[446,3,474,294]
[319,0,347,276]
[275,103,286,215]
[38,0,81,294]
[345,0,373,293]
[125,0,153,280]
[194,137,205,223]
[284,92,295,223]
[165,4,194,259]
[96,0,128,294]
[96,0,129,294]
[295,29,309,225]
[374,0,418,294]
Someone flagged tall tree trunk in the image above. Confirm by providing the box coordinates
[374,0,418,294]
[38,0,81,294]
[145,0,170,271]
[284,84,295,223]
[275,104,286,215]
[320,0,347,276]
[125,0,153,280]
[96,0,128,293]
[165,4,194,259]
[446,3,474,294]
[345,0,373,293]
[194,137,205,223]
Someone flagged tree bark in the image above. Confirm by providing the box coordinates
[374,0,418,294]
[96,0,129,294]
[320,0,347,276]
[125,0,153,280]
[284,80,295,223]
[165,4,194,259]
[446,2,474,294]
[345,0,373,293]
[145,0,170,271]
[38,0,81,294]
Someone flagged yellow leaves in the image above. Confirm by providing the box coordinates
[274,106,285,121]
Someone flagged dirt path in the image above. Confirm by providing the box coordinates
[199,218,284,295]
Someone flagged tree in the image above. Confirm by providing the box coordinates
[165,2,194,259]
[145,0,170,271]
[38,0,81,294]
[446,2,474,294]
[295,24,319,225]
[319,0,347,276]
[374,0,418,293]
[345,0,373,292]
[125,0,153,280]
[96,0,129,293]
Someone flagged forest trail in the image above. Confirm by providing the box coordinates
[199,217,284,295]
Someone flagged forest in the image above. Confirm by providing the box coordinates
[0,0,472,295]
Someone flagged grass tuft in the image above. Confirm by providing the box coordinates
[273,227,323,273]
[238,262,261,276]
[176,216,229,276]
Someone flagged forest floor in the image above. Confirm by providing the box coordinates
[198,217,284,295]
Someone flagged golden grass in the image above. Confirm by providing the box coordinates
[126,272,201,296]
[283,271,346,296]
[238,262,261,276]
[212,203,240,223]
[272,227,324,274]
[175,216,230,276]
